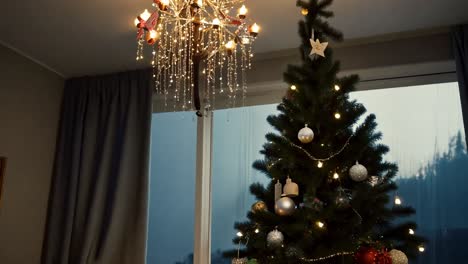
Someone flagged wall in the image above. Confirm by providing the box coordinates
[153,27,457,112]
[0,44,63,263]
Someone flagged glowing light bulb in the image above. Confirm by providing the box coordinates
[334,113,341,119]
[197,0,203,7]
[225,40,236,51]
[140,9,151,21]
[409,229,415,235]
[249,23,260,37]
[316,221,325,228]
[238,5,248,19]
[212,18,221,28]
[236,231,243,237]
[334,84,341,91]
[149,30,158,39]
[241,37,250,44]
[418,246,425,252]
[317,161,323,168]
[160,0,170,6]
[333,172,339,179]
[290,85,297,91]
[255,228,260,234]
[134,18,140,27]
[395,196,402,205]
[301,8,308,16]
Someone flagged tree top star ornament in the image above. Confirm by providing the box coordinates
[310,38,328,57]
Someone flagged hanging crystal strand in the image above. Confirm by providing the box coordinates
[136,37,144,61]
[204,29,212,110]
[241,45,247,106]
[181,26,186,108]
[233,46,239,107]
[188,22,194,110]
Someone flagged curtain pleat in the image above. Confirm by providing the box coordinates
[41,70,153,264]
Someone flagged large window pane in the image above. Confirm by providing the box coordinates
[211,105,277,263]
[148,112,197,264]
[211,82,467,263]
[350,82,466,263]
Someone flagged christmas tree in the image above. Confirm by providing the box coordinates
[226,0,426,263]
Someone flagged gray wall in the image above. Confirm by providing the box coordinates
[153,28,457,112]
[0,44,63,263]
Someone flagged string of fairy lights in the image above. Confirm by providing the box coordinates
[230,80,426,261]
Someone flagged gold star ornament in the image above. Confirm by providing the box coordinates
[309,38,328,57]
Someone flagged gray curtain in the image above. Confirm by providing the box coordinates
[41,70,152,264]
[452,25,468,146]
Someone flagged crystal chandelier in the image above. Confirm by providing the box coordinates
[134,0,260,115]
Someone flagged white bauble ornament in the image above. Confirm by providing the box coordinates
[389,249,408,264]
[267,229,284,248]
[231,258,248,264]
[298,124,314,143]
[275,197,296,216]
[283,177,299,197]
[349,161,368,182]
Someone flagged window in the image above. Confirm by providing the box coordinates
[149,82,467,264]
[350,82,467,263]
[148,112,197,264]
[211,106,277,263]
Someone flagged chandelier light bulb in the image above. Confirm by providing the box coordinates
[236,231,243,237]
[290,85,297,91]
[301,8,309,16]
[134,18,141,27]
[196,0,203,7]
[225,40,236,51]
[249,23,260,37]
[158,0,170,10]
[409,228,415,235]
[418,246,425,252]
[238,5,248,19]
[140,9,152,21]
[334,84,340,91]
[255,228,260,233]
[146,29,159,45]
[316,221,325,228]
[334,112,341,119]
[212,18,221,28]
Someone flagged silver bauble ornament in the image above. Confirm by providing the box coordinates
[232,258,248,264]
[283,177,299,197]
[267,229,284,248]
[349,161,368,182]
[298,124,314,143]
[389,249,408,264]
[251,201,268,213]
[275,197,296,216]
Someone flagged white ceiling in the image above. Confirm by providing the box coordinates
[1,0,467,78]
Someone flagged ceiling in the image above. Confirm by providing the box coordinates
[1,0,467,78]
